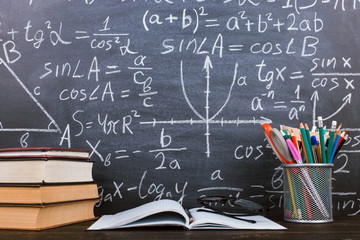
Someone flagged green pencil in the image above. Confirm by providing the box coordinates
[300,121,314,163]
[317,116,327,163]
[304,122,314,160]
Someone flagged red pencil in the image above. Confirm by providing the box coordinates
[336,129,346,150]
[302,186,313,220]
[290,129,299,151]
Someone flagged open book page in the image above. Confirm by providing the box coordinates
[188,208,286,230]
[88,199,189,230]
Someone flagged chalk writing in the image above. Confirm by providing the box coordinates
[0,0,359,217]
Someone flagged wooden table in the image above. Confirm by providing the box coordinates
[1,215,359,240]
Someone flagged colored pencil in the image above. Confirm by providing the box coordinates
[290,129,299,151]
[300,122,314,163]
[329,132,341,163]
[317,116,327,163]
[304,122,314,159]
[300,133,309,163]
[334,134,348,159]
[326,121,337,163]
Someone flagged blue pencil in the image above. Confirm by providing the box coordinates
[329,132,341,163]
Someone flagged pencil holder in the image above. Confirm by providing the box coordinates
[282,164,333,223]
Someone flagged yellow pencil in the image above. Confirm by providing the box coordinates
[286,169,298,219]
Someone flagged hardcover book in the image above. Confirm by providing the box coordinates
[0,147,90,159]
[0,183,98,204]
[0,198,99,230]
[0,157,93,184]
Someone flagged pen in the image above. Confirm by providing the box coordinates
[185,209,194,223]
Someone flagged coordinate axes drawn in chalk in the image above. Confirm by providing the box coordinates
[140,56,272,157]
[311,89,358,153]
[0,57,61,133]
[311,90,352,128]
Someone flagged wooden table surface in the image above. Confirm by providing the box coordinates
[1,215,359,240]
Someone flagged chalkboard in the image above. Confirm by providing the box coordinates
[0,0,359,217]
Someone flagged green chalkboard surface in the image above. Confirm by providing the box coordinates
[0,0,359,217]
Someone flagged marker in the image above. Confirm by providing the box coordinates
[326,121,337,163]
[317,116,327,163]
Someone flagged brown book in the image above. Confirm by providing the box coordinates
[0,157,93,184]
[0,198,99,230]
[0,183,99,204]
[0,147,90,159]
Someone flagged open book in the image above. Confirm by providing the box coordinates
[88,199,286,230]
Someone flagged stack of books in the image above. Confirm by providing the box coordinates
[0,147,99,230]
